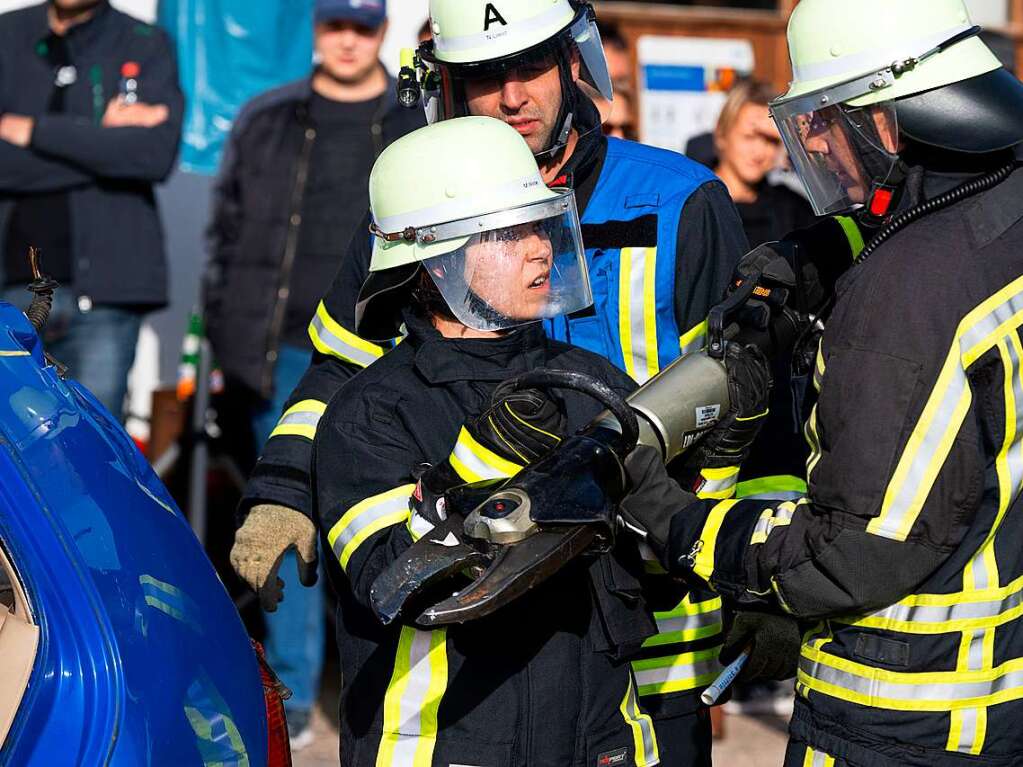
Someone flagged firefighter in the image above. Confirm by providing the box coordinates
[620,0,1023,764]
[314,115,664,766]
[234,1,750,760]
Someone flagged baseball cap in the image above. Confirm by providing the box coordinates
[314,0,387,28]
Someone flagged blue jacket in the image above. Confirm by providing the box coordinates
[547,136,736,383]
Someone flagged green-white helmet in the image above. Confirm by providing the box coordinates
[356,116,592,339]
[770,0,1023,216]
[410,0,612,159]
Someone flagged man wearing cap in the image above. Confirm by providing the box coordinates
[204,0,422,748]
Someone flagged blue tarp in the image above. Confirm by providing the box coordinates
[157,0,314,174]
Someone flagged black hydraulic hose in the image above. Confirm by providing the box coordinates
[856,161,1019,264]
[494,368,640,455]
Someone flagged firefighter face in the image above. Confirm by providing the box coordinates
[315,19,387,85]
[462,50,581,156]
[463,223,554,320]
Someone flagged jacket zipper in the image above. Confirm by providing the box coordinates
[261,122,317,398]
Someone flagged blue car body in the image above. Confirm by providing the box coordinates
[0,303,267,766]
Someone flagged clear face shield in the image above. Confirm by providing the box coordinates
[769,24,982,216]
[372,193,591,332]
[773,95,900,216]
[420,6,614,144]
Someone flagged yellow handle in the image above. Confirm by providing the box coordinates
[400,48,415,70]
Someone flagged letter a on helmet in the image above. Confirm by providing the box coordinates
[417,1,614,158]
[483,3,506,31]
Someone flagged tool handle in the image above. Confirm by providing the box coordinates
[700,649,751,706]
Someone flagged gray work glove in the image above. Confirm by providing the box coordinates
[720,610,802,683]
[618,445,698,561]
[231,504,318,613]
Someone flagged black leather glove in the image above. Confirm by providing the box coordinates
[618,445,697,559]
[720,610,802,683]
[470,387,566,463]
[682,341,772,471]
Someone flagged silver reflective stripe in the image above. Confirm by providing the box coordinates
[408,511,435,542]
[622,677,659,767]
[751,502,798,544]
[810,749,829,767]
[278,411,321,429]
[391,630,434,763]
[801,656,1023,704]
[863,587,1023,626]
[451,441,512,481]
[310,313,379,368]
[956,707,980,754]
[654,606,721,637]
[633,655,722,691]
[966,631,986,671]
[960,291,1023,359]
[332,494,410,561]
[870,363,970,540]
[627,247,652,383]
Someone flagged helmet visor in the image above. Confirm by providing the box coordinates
[774,99,899,216]
[422,193,591,332]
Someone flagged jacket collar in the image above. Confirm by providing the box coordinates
[402,311,550,385]
[295,68,404,121]
[36,0,112,52]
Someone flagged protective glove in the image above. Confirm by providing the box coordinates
[720,610,802,683]
[471,386,566,463]
[682,341,772,471]
[618,444,697,560]
[231,504,318,613]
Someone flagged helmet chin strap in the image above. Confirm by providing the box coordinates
[532,49,580,163]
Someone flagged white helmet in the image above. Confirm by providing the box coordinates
[356,117,592,339]
[770,0,1023,216]
[400,1,613,159]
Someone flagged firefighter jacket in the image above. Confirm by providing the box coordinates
[244,133,747,732]
[660,162,1023,766]
[312,312,663,767]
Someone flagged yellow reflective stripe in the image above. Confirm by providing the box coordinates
[691,499,738,581]
[328,485,415,571]
[619,675,659,766]
[868,343,973,541]
[750,499,805,546]
[268,399,327,441]
[736,475,807,500]
[834,214,865,258]
[804,404,823,481]
[870,275,1023,541]
[802,745,836,767]
[642,596,724,648]
[696,466,739,500]
[619,247,660,384]
[813,341,826,392]
[501,402,561,444]
[309,300,386,367]
[798,643,1023,711]
[679,320,708,356]
[0,350,29,357]
[448,426,523,483]
[631,648,722,696]
[376,627,448,767]
[839,577,1023,634]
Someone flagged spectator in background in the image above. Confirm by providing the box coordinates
[598,21,632,88]
[712,78,817,244]
[0,0,183,420]
[605,85,638,141]
[204,0,422,750]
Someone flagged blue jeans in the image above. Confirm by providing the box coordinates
[251,343,325,714]
[2,288,142,421]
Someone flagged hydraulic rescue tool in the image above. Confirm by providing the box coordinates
[371,256,807,627]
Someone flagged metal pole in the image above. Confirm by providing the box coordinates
[188,337,213,545]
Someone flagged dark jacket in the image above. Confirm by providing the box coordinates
[313,312,660,767]
[665,160,1023,765]
[204,76,424,397]
[0,0,183,307]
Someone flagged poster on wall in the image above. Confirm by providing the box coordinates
[638,36,755,155]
